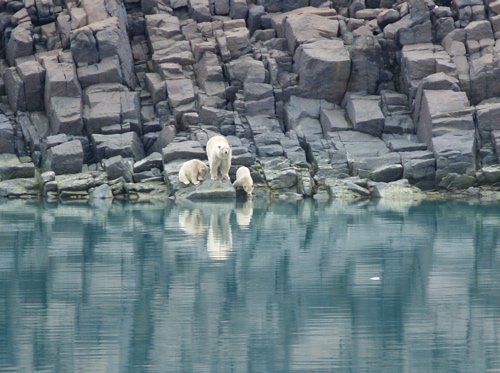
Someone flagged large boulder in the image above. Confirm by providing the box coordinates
[43,140,84,175]
[44,62,82,114]
[284,13,339,54]
[83,83,141,134]
[5,23,33,66]
[16,60,45,112]
[293,39,350,103]
[91,132,145,162]
[343,94,385,137]
[347,34,386,95]
[49,97,84,135]
[162,141,207,162]
[416,89,476,181]
[0,154,35,181]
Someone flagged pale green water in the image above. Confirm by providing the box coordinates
[1,197,500,372]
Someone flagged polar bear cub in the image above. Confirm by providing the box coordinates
[178,159,208,185]
[233,166,254,197]
[206,135,232,180]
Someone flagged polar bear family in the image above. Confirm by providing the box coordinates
[178,135,253,197]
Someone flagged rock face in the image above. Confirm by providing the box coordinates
[1,0,500,201]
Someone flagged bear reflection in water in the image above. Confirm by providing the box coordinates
[207,213,233,260]
[178,201,253,260]
[234,200,253,229]
[178,209,208,236]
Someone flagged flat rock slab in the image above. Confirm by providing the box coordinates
[0,178,41,198]
[176,179,236,200]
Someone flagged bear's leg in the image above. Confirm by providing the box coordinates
[189,169,200,185]
[210,160,219,180]
[197,170,205,182]
[220,160,230,180]
[179,169,190,185]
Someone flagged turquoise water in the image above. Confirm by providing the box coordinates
[1,197,500,372]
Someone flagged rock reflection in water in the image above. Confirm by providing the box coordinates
[1,198,500,372]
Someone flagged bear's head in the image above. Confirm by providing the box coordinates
[218,144,231,158]
[243,184,254,197]
[199,163,209,176]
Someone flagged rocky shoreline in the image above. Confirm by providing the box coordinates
[2,0,500,203]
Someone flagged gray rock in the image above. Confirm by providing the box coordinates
[41,171,56,184]
[16,60,45,112]
[188,0,211,22]
[4,67,25,113]
[194,52,224,89]
[0,178,41,199]
[284,13,339,54]
[351,152,403,182]
[224,27,252,59]
[162,141,206,162]
[437,172,477,190]
[412,73,461,122]
[56,173,95,194]
[248,4,265,34]
[377,9,400,29]
[176,179,236,200]
[214,0,230,15]
[230,0,249,19]
[243,83,273,101]
[89,184,114,199]
[166,78,196,108]
[224,55,267,85]
[92,132,145,162]
[0,154,35,181]
[400,150,436,189]
[347,34,385,95]
[417,90,474,145]
[133,152,163,173]
[144,73,166,105]
[320,108,351,134]
[43,140,84,175]
[293,39,350,103]
[371,179,426,199]
[465,20,494,41]
[344,94,385,137]
[478,165,500,185]
[383,134,427,152]
[44,62,82,113]
[83,83,140,134]
[318,177,371,199]
[261,156,297,190]
[6,24,33,67]
[133,168,163,183]
[103,155,134,182]
[49,96,84,135]
[0,114,15,154]
[383,115,415,135]
[433,132,477,182]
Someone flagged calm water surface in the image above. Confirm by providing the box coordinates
[1,197,500,373]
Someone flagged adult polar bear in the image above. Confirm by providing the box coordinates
[206,135,232,180]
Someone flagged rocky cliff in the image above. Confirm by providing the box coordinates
[1,0,500,201]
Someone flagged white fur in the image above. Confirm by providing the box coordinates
[206,135,232,180]
[233,166,254,197]
[178,159,208,185]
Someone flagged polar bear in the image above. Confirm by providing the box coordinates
[178,159,208,185]
[233,166,254,197]
[206,135,232,180]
